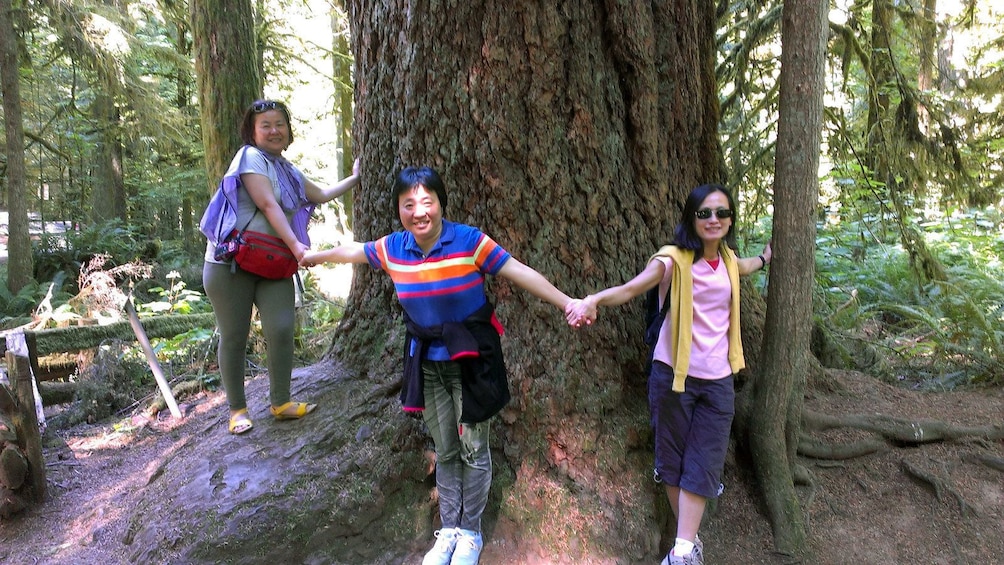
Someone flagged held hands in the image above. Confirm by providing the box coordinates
[565,296,598,328]
[292,240,309,264]
[299,250,323,268]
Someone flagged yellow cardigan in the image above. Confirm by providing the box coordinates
[651,244,746,392]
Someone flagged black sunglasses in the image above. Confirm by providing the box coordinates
[695,208,734,220]
[252,100,281,113]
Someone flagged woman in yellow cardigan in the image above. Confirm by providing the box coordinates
[567,184,771,565]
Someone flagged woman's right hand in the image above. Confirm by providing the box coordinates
[566,296,598,328]
[291,240,309,263]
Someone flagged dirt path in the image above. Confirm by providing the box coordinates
[1,367,1002,564]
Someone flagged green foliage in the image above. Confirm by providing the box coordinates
[135,271,211,316]
[32,220,149,291]
[0,272,50,323]
[294,270,346,363]
[814,210,1004,387]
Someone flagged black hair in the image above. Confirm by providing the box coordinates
[672,183,739,254]
[239,100,295,147]
[392,166,448,214]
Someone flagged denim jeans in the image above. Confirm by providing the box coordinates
[422,360,492,532]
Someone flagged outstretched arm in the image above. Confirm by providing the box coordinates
[300,242,368,266]
[567,258,666,327]
[737,241,772,276]
[496,258,573,311]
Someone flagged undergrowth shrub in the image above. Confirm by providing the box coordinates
[294,270,346,363]
[815,212,1004,388]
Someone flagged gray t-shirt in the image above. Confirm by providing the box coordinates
[204,146,303,263]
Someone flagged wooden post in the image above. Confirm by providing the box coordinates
[124,300,183,419]
[6,351,46,502]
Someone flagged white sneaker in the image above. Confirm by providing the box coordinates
[422,528,458,565]
[449,529,483,565]
[661,536,703,565]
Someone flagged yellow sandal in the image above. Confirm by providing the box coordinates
[228,409,254,434]
[270,401,317,420]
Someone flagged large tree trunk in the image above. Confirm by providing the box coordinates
[745,0,828,558]
[88,0,130,224]
[190,0,261,194]
[340,2,734,559]
[0,0,33,293]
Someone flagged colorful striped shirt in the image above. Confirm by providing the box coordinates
[364,220,511,360]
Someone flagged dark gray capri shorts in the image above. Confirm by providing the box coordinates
[649,360,735,498]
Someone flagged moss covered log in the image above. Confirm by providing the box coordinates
[23,313,216,356]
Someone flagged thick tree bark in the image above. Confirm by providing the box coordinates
[747,0,828,558]
[190,0,261,193]
[341,2,732,558]
[0,0,32,293]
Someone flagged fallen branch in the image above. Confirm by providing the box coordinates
[22,313,217,357]
[37,381,76,405]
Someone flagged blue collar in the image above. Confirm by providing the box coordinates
[404,219,456,257]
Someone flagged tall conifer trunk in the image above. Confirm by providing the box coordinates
[339,3,740,558]
[191,0,261,193]
[0,0,32,292]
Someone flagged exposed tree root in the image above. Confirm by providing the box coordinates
[901,458,976,517]
[962,452,1004,473]
[797,408,1002,521]
[802,409,1004,445]
[798,435,886,460]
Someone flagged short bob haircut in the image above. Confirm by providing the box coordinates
[239,100,294,147]
[672,183,739,253]
[392,166,449,215]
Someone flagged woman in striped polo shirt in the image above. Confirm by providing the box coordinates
[301,166,576,565]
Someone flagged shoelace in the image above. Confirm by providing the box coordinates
[432,531,455,551]
[455,536,480,552]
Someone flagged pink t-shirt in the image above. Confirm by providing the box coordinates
[652,254,734,380]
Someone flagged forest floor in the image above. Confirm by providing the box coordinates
[1,264,1002,564]
[1,365,1001,564]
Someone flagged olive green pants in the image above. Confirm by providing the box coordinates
[203,262,295,411]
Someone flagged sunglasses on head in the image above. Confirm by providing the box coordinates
[695,208,734,220]
[252,100,281,113]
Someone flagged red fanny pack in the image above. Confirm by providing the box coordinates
[232,230,298,280]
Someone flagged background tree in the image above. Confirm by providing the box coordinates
[190,0,261,193]
[330,0,353,226]
[0,0,32,292]
[39,0,132,223]
[743,0,828,557]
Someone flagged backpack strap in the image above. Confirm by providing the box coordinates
[658,286,671,318]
